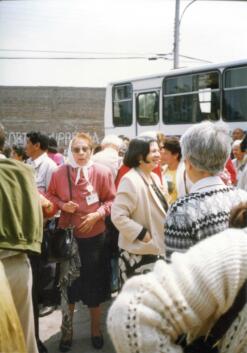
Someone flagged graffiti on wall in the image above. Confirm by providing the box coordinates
[6,131,101,147]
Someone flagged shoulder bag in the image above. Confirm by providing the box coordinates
[42,165,75,263]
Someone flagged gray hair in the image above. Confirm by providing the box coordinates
[180,121,231,174]
[101,135,122,148]
[232,139,242,148]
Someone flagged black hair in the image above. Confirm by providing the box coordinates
[93,144,102,155]
[12,144,28,161]
[162,137,182,161]
[240,134,247,152]
[3,145,11,158]
[48,137,58,153]
[118,135,130,142]
[26,131,49,151]
[123,136,157,168]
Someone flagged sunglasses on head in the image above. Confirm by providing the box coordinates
[72,146,90,153]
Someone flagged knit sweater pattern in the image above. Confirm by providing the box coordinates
[107,230,247,353]
[165,186,247,261]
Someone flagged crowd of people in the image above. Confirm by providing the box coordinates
[1,122,247,353]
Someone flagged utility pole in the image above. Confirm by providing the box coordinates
[173,0,181,69]
[173,0,198,69]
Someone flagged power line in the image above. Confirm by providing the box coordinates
[0,48,171,56]
[0,54,212,64]
[180,54,212,63]
[0,56,172,60]
[0,49,212,64]
[0,48,172,60]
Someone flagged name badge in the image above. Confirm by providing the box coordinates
[86,192,99,205]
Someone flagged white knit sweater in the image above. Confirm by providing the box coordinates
[107,229,247,353]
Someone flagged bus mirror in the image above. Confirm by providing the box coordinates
[198,89,211,114]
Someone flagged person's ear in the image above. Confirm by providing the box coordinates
[138,154,143,165]
[184,158,192,171]
[34,142,41,150]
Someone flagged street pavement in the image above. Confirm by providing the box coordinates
[40,299,116,353]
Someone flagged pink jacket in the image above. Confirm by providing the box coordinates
[46,163,116,238]
[47,152,64,166]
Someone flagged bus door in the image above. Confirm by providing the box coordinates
[135,89,161,136]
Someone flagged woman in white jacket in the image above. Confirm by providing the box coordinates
[111,136,168,287]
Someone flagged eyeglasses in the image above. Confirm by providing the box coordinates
[72,146,90,153]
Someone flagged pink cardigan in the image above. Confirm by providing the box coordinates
[46,163,116,238]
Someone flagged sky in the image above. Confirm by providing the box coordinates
[0,0,247,87]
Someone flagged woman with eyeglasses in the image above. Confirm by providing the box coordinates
[46,132,116,352]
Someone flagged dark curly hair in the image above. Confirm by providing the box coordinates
[229,203,247,228]
[26,131,49,151]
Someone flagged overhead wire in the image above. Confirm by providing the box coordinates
[0,49,212,63]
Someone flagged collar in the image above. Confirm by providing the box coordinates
[30,152,47,168]
[135,167,152,184]
[135,167,166,215]
[0,153,6,159]
[236,154,247,167]
[190,175,225,193]
[72,160,94,185]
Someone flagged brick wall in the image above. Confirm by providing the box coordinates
[0,86,106,147]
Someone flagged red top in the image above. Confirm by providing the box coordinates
[46,163,116,238]
[225,157,237,185]
[47,152,64,166]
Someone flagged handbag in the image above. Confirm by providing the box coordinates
[42,165,75,263]
[43,226,74,263]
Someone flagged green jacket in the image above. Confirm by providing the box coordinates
[0,159,43,254]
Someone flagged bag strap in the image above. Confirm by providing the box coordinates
[135,168,168,212]
[66,165,74,228]
[66,165,72,201]
[150,177,168,212]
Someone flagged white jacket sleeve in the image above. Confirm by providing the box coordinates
[107,229,247,353]
[111,176,143,243]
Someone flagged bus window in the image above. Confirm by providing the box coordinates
[113,84,132,126]
[223,66,247,122]
[137,91,159,126]
[198,89,212,114]
[163,71,220,124]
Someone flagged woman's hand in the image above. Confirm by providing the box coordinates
[142,231,152,243]
[62,201,79,214]
[78,212,101,233]
[39,194,53,212]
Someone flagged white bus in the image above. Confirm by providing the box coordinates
[104,59,247,137]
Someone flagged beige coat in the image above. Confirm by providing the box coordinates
[111,168,167,255]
